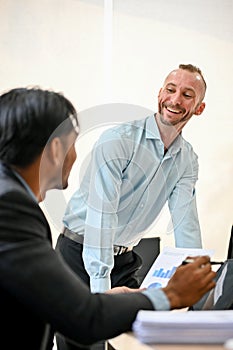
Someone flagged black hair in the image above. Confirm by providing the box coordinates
[0,87,79,167]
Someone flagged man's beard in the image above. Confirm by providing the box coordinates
[158,103,192,126]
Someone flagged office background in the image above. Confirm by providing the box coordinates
[0,0,232,261]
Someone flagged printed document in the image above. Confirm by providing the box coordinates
[140,246,214,289]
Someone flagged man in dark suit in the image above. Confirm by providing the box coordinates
[0,87,216,350]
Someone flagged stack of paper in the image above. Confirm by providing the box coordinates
[133,310,233,344]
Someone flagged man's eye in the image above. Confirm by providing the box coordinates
[166,88,174,93]
[184,93,192,98]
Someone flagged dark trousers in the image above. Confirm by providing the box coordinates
[55,234,142,350]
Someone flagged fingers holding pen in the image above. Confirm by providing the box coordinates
[183,256,217,298]
[189,256,217,292]
[163,255,217,309]
[182,255,223,268]
[180,255,216,286]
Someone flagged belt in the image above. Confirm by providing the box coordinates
[63,227,84,244]
[113,245,133,256]
[63,227,133,256]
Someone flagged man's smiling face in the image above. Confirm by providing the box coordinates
[158,68,205,126]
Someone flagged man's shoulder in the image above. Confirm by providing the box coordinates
[0,168,50,239]
[0,164,23,196]
[181,137,198,160]
[0,164,38,209]
[0,176,37,213]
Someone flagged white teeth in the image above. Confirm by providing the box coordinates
[166,107,180,114]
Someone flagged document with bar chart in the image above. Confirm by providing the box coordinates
[140,246,214,289]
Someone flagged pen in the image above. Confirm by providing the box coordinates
[182,258,224,265]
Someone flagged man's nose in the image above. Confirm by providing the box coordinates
[170,92,182,105]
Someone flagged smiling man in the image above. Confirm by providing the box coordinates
[157,64,206,148]
[57,64,207,310]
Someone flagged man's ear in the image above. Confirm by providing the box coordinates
[194,102,205,116]
[158,88,162,98]
[48,137,63,166]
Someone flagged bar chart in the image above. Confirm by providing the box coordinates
[152,266,177,279]
[140,247,215,289]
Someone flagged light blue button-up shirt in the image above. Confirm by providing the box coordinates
[63,114,202,293]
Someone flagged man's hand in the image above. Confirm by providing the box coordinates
[105,286,146,294]
[163,255,216,309]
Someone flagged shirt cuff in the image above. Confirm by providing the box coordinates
[142,288,170,311]
[90,276,111,293]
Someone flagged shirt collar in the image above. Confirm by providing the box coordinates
[145,114,183,155]
[145,114,161,140]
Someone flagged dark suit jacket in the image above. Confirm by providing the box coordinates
[0,162,153,350]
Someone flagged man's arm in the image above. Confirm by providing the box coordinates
[82,132,131,292]
[168,152,202,248]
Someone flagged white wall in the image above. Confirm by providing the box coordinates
[0,0,232,260]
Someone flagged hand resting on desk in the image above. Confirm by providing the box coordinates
[105,286,146,294]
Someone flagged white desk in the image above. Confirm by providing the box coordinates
[107,333,226,350]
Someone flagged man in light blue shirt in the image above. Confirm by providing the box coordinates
[56,63,206,296]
